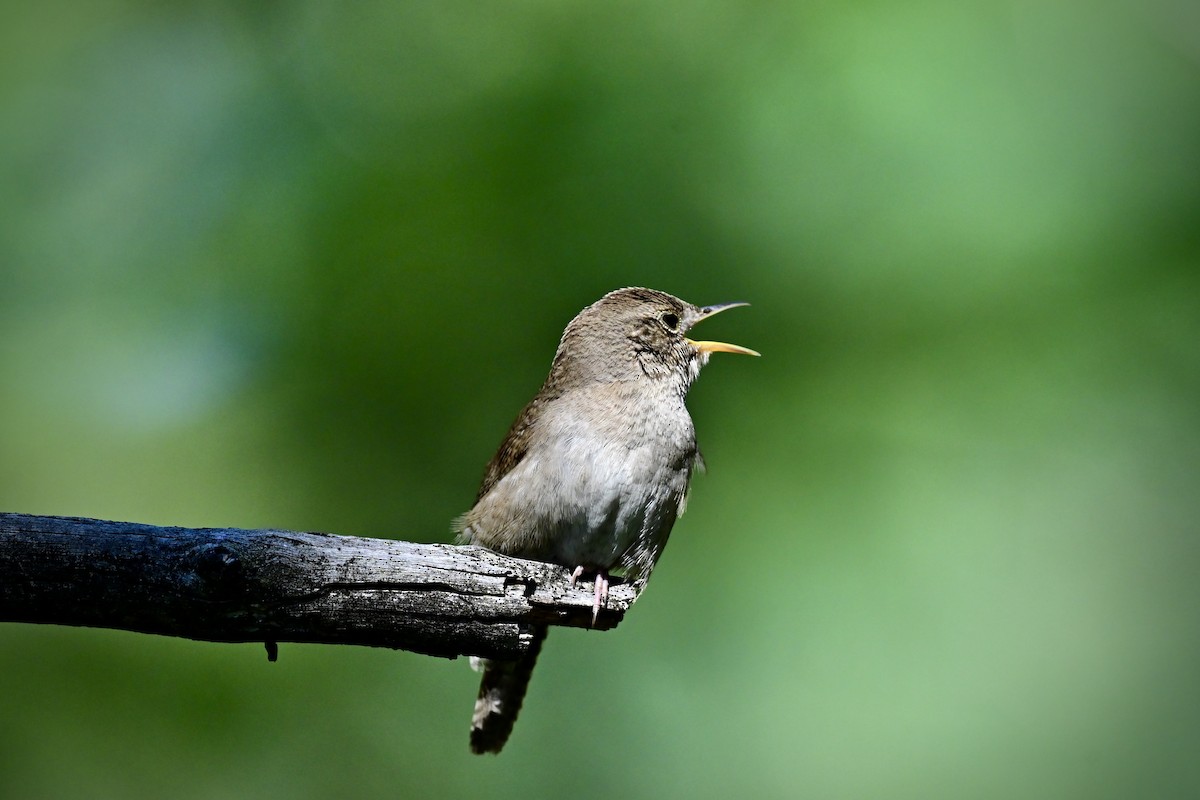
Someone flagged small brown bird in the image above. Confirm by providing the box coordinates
[455,287,757,754]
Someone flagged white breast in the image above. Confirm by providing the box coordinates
[466,379,697,580]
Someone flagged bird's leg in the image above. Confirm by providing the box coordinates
[568,566,609,626]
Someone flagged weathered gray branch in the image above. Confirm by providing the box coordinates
[0,513,636,661]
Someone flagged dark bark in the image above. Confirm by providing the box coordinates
[0,513,634,661]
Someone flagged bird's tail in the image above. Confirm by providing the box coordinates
[469,624,548,754]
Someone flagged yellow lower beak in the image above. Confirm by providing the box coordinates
[687,339,760,357]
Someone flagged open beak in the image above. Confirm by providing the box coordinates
[686,302,760,357]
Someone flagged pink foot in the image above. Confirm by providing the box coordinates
[568,566,610,626]
[591,573,609,627]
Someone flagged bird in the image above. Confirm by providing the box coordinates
[455,286,757,754]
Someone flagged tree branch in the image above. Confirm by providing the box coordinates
[0,513,636,661]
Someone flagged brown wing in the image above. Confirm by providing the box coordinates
[474,388,559,503]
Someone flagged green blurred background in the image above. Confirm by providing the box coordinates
[2,1,1198,798]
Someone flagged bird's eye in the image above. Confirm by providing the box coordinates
[660,312,680,331]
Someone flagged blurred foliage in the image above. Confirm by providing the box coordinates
[2,1,1198,798]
